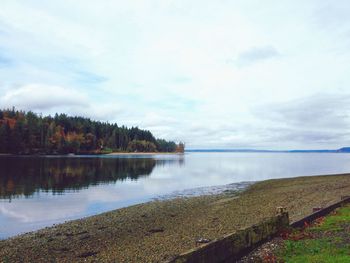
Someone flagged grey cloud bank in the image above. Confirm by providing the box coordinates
[252,93,350,149]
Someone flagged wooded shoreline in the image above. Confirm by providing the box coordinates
[0,151,184,156]
[0,108,184,155]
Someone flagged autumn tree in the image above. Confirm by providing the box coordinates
[0,108,178,154]
[176,142,185,153]
[127,140,157,152]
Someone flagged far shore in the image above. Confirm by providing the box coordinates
[1,173,350,262]
[0,151,183,157]
[107,151,184,155]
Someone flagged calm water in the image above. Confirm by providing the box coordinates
[1,152,350,238]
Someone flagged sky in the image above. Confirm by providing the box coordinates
[0,0,350,150]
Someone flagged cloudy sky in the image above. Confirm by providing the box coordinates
[0,0,350,149]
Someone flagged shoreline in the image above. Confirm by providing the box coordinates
[2,173,350,262]
[107,152,183,155]
[0,152,182,157]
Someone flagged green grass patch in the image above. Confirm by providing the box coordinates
[100,148,113,154]
[284,254,350,263]
[311,206,350,232]
[277,205,350,262]
[279,239,350,263]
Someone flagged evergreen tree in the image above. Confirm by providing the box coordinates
[1,121,11,153]
[0,123,7,153]
[0,108,180,154]
[10,121,24,153]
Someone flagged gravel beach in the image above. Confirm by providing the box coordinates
[1,173,350,262]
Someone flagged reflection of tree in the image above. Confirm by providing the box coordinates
[0,157,160,199]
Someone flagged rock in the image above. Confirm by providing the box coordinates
[196,238,211,244]
[78,251,98,258]
[149,228,165,233]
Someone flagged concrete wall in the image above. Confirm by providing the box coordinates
[169,197,350,263]
[291,196,350,228]
[169,212,289,263]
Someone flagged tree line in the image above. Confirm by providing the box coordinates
[0,108,185,154]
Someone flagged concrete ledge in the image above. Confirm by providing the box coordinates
[168,197,350,263]
[291,196,350,228]
[168,212,289,263]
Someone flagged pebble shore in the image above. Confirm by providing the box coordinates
[1,173,350,262]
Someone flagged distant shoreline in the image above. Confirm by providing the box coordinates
[107,152,183,155]
[186,148,350,153]
[0,152,182,157]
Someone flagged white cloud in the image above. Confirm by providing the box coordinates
[0,84,88,110]
[0,84,123,121]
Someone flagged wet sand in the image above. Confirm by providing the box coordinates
[1,173,350,262]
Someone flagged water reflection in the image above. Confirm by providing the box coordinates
[0,156,178,199]
[2,152,350,239]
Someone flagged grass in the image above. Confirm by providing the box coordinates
[281,239,349,263]
[100,148,113,154]
[310,206,350,232]
[277,205,350,263]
